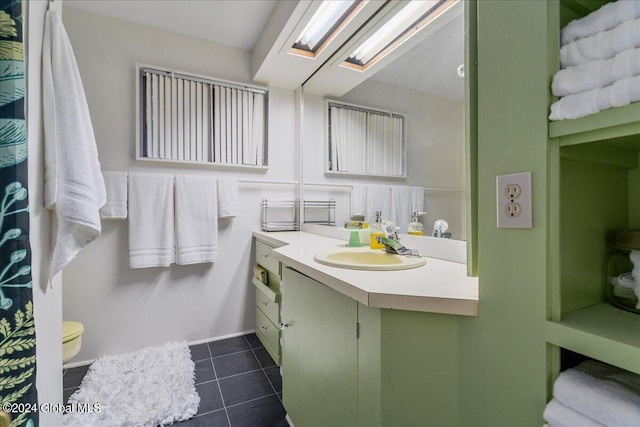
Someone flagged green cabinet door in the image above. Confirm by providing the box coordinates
[281,267,358,427]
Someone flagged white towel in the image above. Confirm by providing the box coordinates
[549,74,640,120]
[561,18,640,68]
[42,10,106,281]
[561,0,640,45]
[128,173,174,268]
[543,398,604,427]
[410,186,425,214]
[100,172,128,220]
[175,175,218,265]
[351,185,367,217]
[217,178,238,219]
[552,47,640,96]
[553,360,640,426]
[391,186,411,233]
[366,184,393,225]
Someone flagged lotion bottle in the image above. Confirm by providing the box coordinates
[408,211,424,236]
[370,211,385,249]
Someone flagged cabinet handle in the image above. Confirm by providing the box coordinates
[279,322,289,330]
[261,254,270,259]
[261,301,269,306]
[260,326,268,331]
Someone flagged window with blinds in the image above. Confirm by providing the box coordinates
[137,66,268,167]
[327,101,405,177]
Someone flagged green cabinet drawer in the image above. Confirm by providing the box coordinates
[253,277,280,325]
[256,306,280,359]
[256,240,280,277]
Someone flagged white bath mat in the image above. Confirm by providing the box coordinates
[63,341,200,427]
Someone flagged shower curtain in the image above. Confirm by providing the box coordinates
[0,1,38,426]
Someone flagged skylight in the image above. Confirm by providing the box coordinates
[343,0,458,71]
[290,0,365,59]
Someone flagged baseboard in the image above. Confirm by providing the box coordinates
[63,329,257,369]
[285,413,294,427]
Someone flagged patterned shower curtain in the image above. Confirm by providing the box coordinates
[0,1,38,426]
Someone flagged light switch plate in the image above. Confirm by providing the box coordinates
[497,172,532,229]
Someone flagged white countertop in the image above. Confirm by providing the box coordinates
[253,231,478,316]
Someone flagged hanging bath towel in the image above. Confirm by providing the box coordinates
[42,10,106,281]
[176,175,218,265]
[128,173,175,268]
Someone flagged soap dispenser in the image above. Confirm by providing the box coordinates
[370,211,385,249]
[408,211,425,236]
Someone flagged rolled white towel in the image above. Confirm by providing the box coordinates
[550,74,640,120]
[552,47,640,96]
[561,18,640,68]
[553,360,640,426]
[543,398,604,427]
[549,83,610,120]
[609,73,640,107]
[561,0,640,45]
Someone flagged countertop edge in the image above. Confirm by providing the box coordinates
[254,231,479,316]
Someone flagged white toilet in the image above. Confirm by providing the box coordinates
[62,321,84,364]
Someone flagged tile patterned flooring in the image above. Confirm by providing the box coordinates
[63,334,287,427]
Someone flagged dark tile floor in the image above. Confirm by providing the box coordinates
[63,334,287,427]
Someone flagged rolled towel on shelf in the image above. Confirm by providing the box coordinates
[553,360,640,426]
[552,47,640,96]
[609,73,640,107]
[560,18,640,68]
[561,0,640,45]
[543,398,604,427]
[100,171,128,220]
[549,74,640,120]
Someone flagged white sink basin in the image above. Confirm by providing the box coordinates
[314,247,426,271]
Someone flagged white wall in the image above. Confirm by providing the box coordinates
[61,7,298,362]
[303,81,465,239]
[28,1,63,425]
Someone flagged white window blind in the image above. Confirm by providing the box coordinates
[138,66,267,166]
[328,102,404,176]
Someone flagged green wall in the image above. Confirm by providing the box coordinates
[458,1,551,425]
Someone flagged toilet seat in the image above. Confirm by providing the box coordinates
[63,321,84,343]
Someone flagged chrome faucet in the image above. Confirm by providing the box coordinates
[375,236,421,257]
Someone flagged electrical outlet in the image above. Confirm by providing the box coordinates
[505,184,521,199]
[497,172,532,228]
[505,203,521,217]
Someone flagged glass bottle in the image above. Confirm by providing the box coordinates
[408,211,424,236]
[607,230,640,314]
[370,211,385,249]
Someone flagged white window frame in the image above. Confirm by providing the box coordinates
[325,100,407,178]
[136,64,269,170]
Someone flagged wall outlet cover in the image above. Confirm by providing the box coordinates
[496,172,532,229]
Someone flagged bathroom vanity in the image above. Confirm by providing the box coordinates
[253,231,478,427]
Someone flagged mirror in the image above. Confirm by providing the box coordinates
[301,7,466,240]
